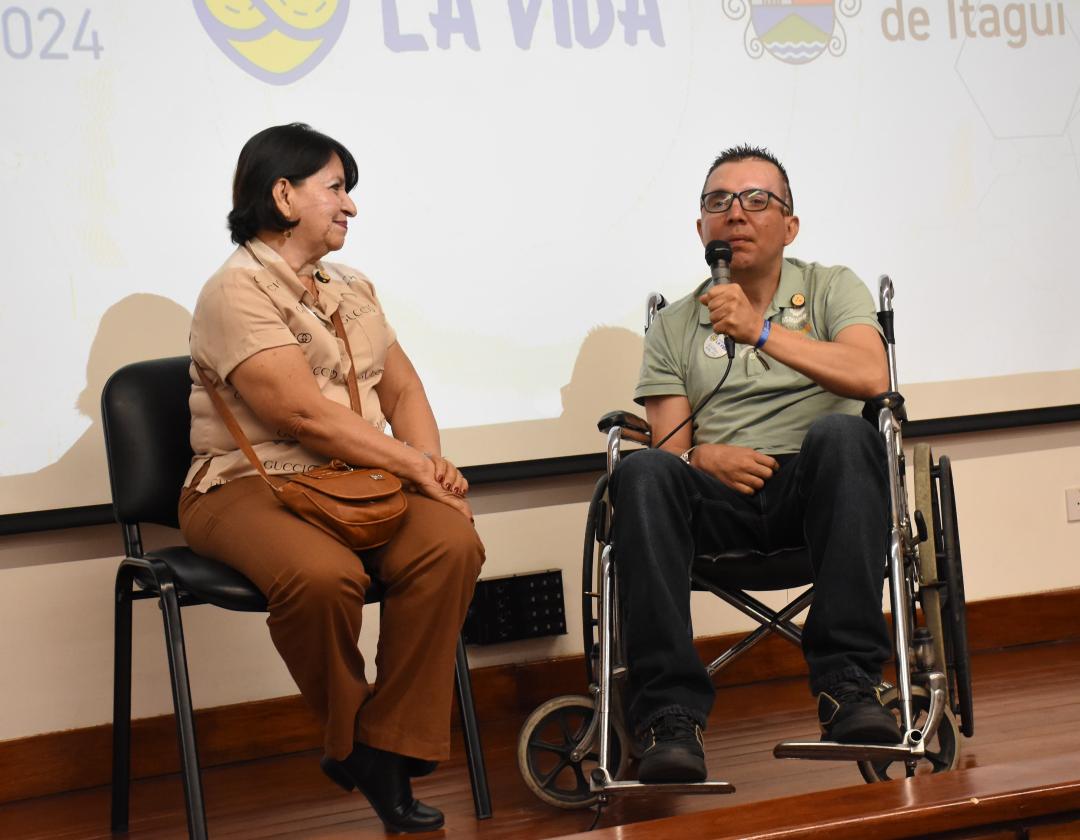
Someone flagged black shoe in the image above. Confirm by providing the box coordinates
[636,714,707,783]
[322,748,437,783]
[320,743,445,834]
[405,758,438,778]
[817,682,902,745]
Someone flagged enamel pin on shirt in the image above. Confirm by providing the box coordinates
[782,294,809,332]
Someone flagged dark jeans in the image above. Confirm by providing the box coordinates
[609,413,892,734]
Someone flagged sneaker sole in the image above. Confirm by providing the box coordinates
[638,755,707,784]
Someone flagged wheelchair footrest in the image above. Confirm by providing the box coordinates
[589,779,736,796]
[773,739,916,763]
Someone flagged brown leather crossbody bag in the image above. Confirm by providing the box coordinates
[195,307,407,551]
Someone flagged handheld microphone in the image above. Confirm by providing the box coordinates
[704,240,736,358]
[653,239,739,451]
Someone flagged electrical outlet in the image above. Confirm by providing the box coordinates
[1067,488,1080,523]
[462,569,567,645]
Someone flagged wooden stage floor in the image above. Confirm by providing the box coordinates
[3,639,1080,839]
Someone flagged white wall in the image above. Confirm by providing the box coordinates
[1,422,1078,742]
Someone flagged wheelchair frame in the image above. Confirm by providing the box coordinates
[517,277,973,808]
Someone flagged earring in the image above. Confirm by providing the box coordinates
[284,228,292,239]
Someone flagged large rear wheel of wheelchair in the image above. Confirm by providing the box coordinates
[517,694,630,809]
[858,685,960,783]
[937,455,974,737]
[913,445,948,687]
[913,447,974,740]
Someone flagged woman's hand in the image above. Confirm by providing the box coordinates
[431,455,469,497]
[413,457,474,521]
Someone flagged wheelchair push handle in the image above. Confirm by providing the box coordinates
[646,292,667,332]
[877,275,899,393]
[878,274,894,310]
[877,275,896,346]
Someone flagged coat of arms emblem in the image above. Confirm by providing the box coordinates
[723,0,862,64]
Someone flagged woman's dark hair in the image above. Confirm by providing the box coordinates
[227,123,359,245]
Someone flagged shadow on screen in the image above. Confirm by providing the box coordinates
[557,325,644,431]
[3,308,643,521]
[0,294,191,516]
[446,325,645,478]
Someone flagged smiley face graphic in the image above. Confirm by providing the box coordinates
[194,0,350,85]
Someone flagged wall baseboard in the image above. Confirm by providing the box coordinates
[2,586,1077,806]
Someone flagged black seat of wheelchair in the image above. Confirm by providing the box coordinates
[692,546,812,591]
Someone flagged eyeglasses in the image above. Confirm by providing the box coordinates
[700,188,791,214]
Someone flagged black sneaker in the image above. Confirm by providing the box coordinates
[636,714,707,783]
[817,682,902,744]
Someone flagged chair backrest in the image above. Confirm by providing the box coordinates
[101,356,194,529]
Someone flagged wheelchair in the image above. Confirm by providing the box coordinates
[517,276,973,809]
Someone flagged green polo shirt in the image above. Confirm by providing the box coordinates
[634,258,883,455]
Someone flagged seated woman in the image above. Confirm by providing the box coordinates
[179,123,484,834]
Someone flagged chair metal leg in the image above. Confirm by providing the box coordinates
[454,635,492,820]
[111,566,135,833]
[158,580,208,840]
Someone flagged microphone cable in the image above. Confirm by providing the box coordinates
[653,239,737,452]
[653,351,735,451]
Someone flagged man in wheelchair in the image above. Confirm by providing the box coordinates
[614,145,902,785]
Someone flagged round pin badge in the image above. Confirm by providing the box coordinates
[790,293,805,307]
[703,333,727,358]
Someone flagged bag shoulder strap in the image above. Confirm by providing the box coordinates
[240,242,364,416]
[330,306,363,416]
[194,362,278,492]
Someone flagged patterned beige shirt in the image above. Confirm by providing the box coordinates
[185,238,397,492]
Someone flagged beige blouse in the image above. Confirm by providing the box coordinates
[185,238,397,492]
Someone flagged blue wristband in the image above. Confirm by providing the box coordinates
[755,318,772,349]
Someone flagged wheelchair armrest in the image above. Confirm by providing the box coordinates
[863,391,907,424]
[597,410,652,445]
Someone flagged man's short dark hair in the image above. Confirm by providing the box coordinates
[704,144,793,213]
[227,123,359,245]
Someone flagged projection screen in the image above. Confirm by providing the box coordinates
[2,0,1079,517]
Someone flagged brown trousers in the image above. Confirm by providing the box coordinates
[178,476,484,761]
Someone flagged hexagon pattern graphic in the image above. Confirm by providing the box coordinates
[955,10,1080,139]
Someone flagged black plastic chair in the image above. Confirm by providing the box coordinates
[102,356,491,839]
